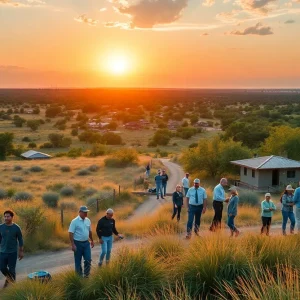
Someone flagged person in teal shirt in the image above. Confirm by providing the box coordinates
[293,182,300,232]
[227,186,240,237]
[261,193,276,236]
[281,185,295,235]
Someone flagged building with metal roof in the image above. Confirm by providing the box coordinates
[21,150,52,160]
[231,156,300,191]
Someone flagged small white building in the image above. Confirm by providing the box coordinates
[21,150,52,160]
[231,155,300,191]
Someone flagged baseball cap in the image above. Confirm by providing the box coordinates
[79,206,89,212]
[265,192,271,197]
[194,178,200,183]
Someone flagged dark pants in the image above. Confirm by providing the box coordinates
[74,240,91,277]
[162,183,167,196]
[187,204,203,234]
[227,215,237,232]
[0,252,17,281]
[261,216,272,234]
[210,201,223,231]
[172,205,182,221]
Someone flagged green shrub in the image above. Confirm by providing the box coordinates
[47,182,64,191]
[67,148,82,158]
[60,201,78,210]
[189,142,198,148]
[89,143,107,157]
[42,192,60,208]
[30,165,43,172]
[86,196,98,206]
[84,187,97,197]
[40,142,53,148]
[88,164,99,172]
[60,186,75,197]
[77,169,91,176]
[13,191,33,201]
[28,142,37,148]
[104,148,138,168]
[0,189,8,199]
[238,190,260,206]
[57,271,84,300]
[7,188,16,197]
[15,206,44,234]
[12,176,24,182]
[13,165,23,171]
[60,165,71,172]
[22,136,31,142]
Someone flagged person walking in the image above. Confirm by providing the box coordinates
[182,173,190,196]
[145,163,151,178]
[281,185,295,235]
[154,170,164,199]
[68,206,94,278]
[261,193,276,236]
[96,208,123,267]
[172,185,184,221]
[0,210,24,288]
[210,178,229,232]
[186,178,207,239]
[227,186,240,237]
[293,181,300,233]
[161,169,169,197]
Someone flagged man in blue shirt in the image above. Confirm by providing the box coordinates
[154,170,164,199]
[185,178,207,239]
[293,181,300,232]
[209,178,229,232]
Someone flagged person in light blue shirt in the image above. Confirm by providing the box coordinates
[227,186,240,237]
[261,193,276,236]
[185,178,207,239]
[281,185,295,235]
[210,178,229,232]
[293,182,300,232]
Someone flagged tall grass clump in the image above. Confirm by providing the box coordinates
[60,201,78,211]
[12,176,24,182]
[88,164,99,172]
[77,168,91,176]
[60,186,75,197]
[42,192,60,208]
[84,187,97,197]
[60,165,71,172]
[13,165,23,171]
[104,148,139,168]
[238,190,260,206]
[82,247,166,299]
[30,165,43,172]
[0,188,8,199]
[13,191,33,201]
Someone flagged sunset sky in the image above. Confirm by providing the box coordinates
[0,0,299,88]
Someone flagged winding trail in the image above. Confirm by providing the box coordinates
[0,159,185,284]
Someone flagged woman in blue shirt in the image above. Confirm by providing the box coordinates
[281,185,295,235]
[227,186,240,237]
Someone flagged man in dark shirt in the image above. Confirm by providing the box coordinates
[161,169,169,197]
[96,208,123,266]
[0,210,24,287]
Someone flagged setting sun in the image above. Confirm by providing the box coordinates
[105,54,130,75]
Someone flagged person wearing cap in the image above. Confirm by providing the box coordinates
[227,186,240,237]
[96,208,123,266]
[161,169,169,197]
[185,178,207,239]
[68,206,94,278]
[182,173,190,196]
[261,193,276,236]
[292,181,300,232]
[281,185,295,235]
[209,178,229,232]
[154,170,164,200]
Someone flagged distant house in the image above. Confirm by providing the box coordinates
[231,155,300,191]
[167,120,181,130]
[195,121,209,127]
[21,150,52,160]
[124,122,142,130]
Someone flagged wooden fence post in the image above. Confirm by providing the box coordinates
[119,185,121,197]
[60,208,64,228]
[113,189,116,201]
[96,199,99,212]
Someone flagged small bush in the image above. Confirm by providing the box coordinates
[40,142,53,148]
[60,165,71,172]
[238,190,260,206]
[0,189,8,199]
[60,186,75,197]
[47,182,64,191]
[60,201,78,211]
[30,165,43,172]
[13,191,33,201]
[88,164,99,172]
[12,176,24,182]
[22,136,31,142]
[42,192,59,208]
[67,148,82,158]
[13,165,23,171]
[86,196,98,207]
[84,187,97,197]
[7,188,16,197]
[28,142,37,148]
[104,148,138,168]
[77,169,91,176]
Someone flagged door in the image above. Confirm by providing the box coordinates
[272,170,279,186]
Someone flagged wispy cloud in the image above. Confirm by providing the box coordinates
[74,14,98,26]
[235,0,276,14]
[229,22,273,35]
[0,0,45,7]
[284,19,295,23]
[202,0,215,7]
[100,7,107,12]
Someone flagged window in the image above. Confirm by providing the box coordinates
[244,167,247,176]
[287,170,296,179]
[252,170,255,178]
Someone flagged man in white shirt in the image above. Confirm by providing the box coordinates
[186,178,207,239]
[182,173,190,196]
[68,206,94,278]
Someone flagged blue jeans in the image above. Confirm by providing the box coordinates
[0,252,17,281]
[99,235,113,265]
[162,183,167,196]
[187,204,203,234]
[282,210,295,231]
[74,240,91,277]
[156,184,163,198]
[227,215,237,232]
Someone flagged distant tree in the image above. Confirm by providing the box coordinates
[190,115,199,125]
[13,116,26,128]
[33,107,40,114]
[27,120,40,131]
[150,129,172,146]
[102,132,122,145]
[71,128,78,136]
[0,132,14,160]
[45,106,61,118]
[48,133,64,147]
[104,122,118,131]
[78,131,102,144]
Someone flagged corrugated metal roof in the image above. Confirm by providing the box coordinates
[21,150,51,159]
[231,155,300,170]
